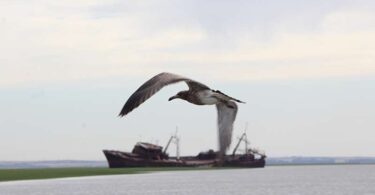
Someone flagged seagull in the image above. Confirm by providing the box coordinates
[119,72,245,157]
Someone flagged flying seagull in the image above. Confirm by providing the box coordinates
[119,72,245,156]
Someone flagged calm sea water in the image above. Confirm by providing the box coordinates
[0,165,374,195]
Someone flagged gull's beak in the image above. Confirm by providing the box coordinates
[168,95,178,101]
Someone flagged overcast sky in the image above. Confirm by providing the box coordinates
[1,0,374,160]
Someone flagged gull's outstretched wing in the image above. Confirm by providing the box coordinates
[216,101,238,154]
[119,72,210,117]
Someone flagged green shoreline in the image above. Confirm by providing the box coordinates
[2,164,373,182]
[0,167,221,182]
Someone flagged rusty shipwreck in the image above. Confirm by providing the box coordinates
[103,132,266,168]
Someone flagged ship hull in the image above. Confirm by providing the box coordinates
[103,150,265,168]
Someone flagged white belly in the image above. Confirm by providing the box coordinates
[197,90,219,105]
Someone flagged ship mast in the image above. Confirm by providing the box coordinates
[175,133,180,160]
[163,126,180,160]
[232,123,249,156]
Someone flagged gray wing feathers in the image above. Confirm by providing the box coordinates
[186,81,210,92]
[216,101,238,154]
[119,72,209,116]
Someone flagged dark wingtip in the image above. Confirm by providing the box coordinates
[236,100,246,104]
[118,111,127,117]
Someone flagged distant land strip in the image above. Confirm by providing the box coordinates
[1,157,375,169]
[266,156,375,165]
[1,157,375,170]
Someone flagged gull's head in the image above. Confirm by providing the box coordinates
[168,91,188,101]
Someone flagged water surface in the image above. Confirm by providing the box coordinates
[1,165,374,195]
